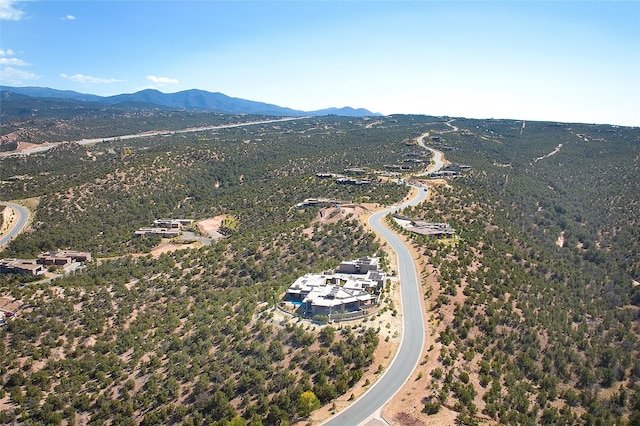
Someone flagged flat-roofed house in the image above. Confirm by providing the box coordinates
[336,256,380,274]
[37,250,92,267]
[0,258,45,275]
[134,228,181,238]
[284,273,332,302]
[302,285,376,316]
[153,219,194,229]
[284,255,386,317]
[406,222,455,239]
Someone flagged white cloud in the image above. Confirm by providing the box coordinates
[0,57,26,66]
[0,66,38,84]
[0,48,32,84]
[0,0,25,21]
[147,75,179,84]
[60,73,122,84]
[63,15,75,20]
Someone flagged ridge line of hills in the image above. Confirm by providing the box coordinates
[0,86,381,118]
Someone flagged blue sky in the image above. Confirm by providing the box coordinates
[1,0,639,126]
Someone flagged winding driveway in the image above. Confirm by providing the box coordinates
[323,141,446,425]
[0,202,29,248]
[416,132,445,175]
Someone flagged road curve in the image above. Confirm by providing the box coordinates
[416,132,445,175]
[0,202,30,248]
[323,133,448,425]
[322,186,428,426]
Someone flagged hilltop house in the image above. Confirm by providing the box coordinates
[336,256,380,275]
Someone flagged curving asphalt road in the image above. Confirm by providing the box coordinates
[0,202,29,248]
[323,137,447,426]
[416,132,445,175]
[2,122,447,424]
[323,188,428,426]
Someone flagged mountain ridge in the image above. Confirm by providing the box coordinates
[0,86,381,117]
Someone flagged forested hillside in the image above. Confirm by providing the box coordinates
[0,113,424,424]
[391,118,640,424]
[0,96,255,149]
[0,111,638,425]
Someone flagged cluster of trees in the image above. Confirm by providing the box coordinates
[0,113,434,424]
[3,111,636,424]
[2,116,414,258]
[1,102,252,143]
[393,118,640,424]
[0,207,386,423]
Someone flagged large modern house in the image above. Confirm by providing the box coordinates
[37,250,92,267]
[392,214,455,239]
[1,250,92,276]
[0,258,45,276]
[284,257,386,317]
[135,218,194,238]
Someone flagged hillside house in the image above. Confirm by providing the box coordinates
[316,173,334,179]
[392,215,455,239]
[284,256,385,317]
[153,218,194,229]
[336,177,370,186]
[336,256,380,275]
[407,222,455,238]
[303,285,376,316]
[0,258,45,275]
[37,250,92,267]
[134,227,181,238]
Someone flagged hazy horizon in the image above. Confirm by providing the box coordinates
[1,0,638,126]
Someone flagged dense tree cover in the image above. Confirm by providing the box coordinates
[0,233,380,424]
[2,115,417,257]
[394,118,640,424]
[1,103,255,143]
[2,112,637,424]
[0,113,427,424]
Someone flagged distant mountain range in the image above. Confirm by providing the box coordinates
[0,86,380,117]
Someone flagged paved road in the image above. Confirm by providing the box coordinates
[323,131,449,425]
[323,187,428,426]
[0,202,29,248]
[416,132,445,174]
[0,117,306,157]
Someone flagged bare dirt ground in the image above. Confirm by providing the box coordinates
[7,141,57,155]
[0,296,22,313]
[0,206,17,246]
[303,205,368,236]
[196,215,227,235]
[145,241,200,257]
